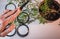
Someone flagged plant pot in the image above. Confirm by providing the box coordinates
[39,0,60,21]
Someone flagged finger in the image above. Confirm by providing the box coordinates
[0,19,4,33]
[0,14,2,18]
[2,9,17,19]
[3,7,20,27]
[2,9,10,16]
[0,23,15,37]
[1,10,10,20]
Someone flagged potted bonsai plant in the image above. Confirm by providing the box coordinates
[39,0,60,22]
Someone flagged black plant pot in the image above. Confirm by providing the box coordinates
[39,0,60,21]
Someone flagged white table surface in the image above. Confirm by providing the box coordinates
[0,0,60,39]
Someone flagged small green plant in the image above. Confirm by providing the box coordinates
[40,0,52,13]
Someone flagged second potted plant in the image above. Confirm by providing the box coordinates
[39,0,60,21]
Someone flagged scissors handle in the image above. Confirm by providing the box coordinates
[16,23,29,37]
[17,12,30,23]
[5,3,16,10]
[7,28,16,37]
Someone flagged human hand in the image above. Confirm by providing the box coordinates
[0,7,20,37]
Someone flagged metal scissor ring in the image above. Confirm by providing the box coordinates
[6,23,16,37]
[16,23,29,37]
[17,12,30,23]
[5,3,16,10]
[7,28,16,37]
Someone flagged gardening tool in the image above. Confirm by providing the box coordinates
[5,0,30,37]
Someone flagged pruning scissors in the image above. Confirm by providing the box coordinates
[4,0,30,37]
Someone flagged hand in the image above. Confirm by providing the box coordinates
[0,7,20,37]
[55,0,60,4]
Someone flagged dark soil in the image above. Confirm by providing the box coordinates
[39,0,60,21]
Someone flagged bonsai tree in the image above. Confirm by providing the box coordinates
[39,0,60,21]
